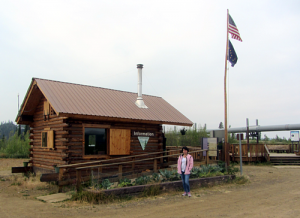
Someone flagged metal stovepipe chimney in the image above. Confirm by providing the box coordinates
[135,64,148,108]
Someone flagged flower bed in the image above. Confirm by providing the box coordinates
[86,175,236,196]
[82,162,239,196]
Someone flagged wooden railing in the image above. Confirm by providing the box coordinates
[266,144,298,153]
[230,144,268,162]
[166,146,204,161]
[74,149,208,191]
[56,148,183,191]
[55,146,223,192]
[264,144,270,162]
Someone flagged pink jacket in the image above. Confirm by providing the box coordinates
[177,154,194,175]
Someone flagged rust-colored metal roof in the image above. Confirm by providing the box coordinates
[21,78,193,126]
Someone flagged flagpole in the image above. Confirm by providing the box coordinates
[224,9,229,166]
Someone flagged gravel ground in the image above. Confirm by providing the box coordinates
[1,158,300,218]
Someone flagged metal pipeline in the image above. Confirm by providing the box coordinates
[207,124,300,133]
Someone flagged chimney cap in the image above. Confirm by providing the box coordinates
[137,64,143,69]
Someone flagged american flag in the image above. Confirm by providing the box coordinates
[228,14,242,42]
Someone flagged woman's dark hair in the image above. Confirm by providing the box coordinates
[181,146,189,152]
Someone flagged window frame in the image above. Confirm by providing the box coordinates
[82,124,111,159]
[41,130,54,149]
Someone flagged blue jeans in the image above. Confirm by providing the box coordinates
[181,172,190,193]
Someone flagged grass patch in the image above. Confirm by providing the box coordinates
[140,185,161,197]
[231,175,249,185]
[7,172,58,194]
[0,158,28,171]
[37,198,46,203]
[71,191,132,204]
[11,181,22,186]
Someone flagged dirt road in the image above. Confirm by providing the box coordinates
[1,160,300,218]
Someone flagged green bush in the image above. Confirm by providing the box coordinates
[134,175,151,185]
[0,131,30,158]
[159,169,181,182]
[190,167,201,178]
[101,179,114,190]
[165,125,208,147]
[118,178,132,187]
[152,173,161,182]
[217,161,239,175]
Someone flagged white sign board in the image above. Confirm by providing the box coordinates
[202,138,217,157]
[207,138,217,157]
[290,131,299,142]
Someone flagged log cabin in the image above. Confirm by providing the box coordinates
[16,65,193,177]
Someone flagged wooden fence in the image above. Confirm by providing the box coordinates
[166,146,204,161]
[230,144,270,162]
[266,144,298,153]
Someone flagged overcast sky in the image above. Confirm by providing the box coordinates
[1,0,299,139]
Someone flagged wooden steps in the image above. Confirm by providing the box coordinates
[270,156,300,165]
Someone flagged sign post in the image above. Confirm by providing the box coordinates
[290,131,299,152]
[237,133,243,175]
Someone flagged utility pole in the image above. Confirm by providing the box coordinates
[17,93,21,136]
[256,119,259,144]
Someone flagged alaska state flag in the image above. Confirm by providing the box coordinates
[228,40,238,67]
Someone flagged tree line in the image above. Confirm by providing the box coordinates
[0,121,30,158]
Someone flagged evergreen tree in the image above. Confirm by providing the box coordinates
[218,122,224,129]
[263,134,269,142]
[24,125,30,134]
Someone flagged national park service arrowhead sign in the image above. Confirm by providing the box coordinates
[132,130,154,151]
[138,136,149,150]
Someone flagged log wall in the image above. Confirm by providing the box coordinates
[64,119,163,178]
[30,97,163,177]
[29,97,69,172]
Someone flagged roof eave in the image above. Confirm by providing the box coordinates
[15,78,37,123]
[58,113,193,126]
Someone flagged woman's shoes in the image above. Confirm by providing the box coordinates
[188,192,191,197]
[182,192,187,196]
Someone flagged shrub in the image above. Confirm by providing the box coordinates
[190,167,201,178]
[217,161,239,175]
[118,178,132,187]
[159,169,180,182]
[135,175,151,185]
[152,173,161,182]
[165,125,208,147]
[100,179,113,190]
[0,131,30,158]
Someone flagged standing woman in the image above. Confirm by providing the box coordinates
[177,146,194,197]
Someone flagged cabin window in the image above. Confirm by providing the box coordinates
[41,130,54,149]
[42,132,47,147]
[84,128,107,155]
